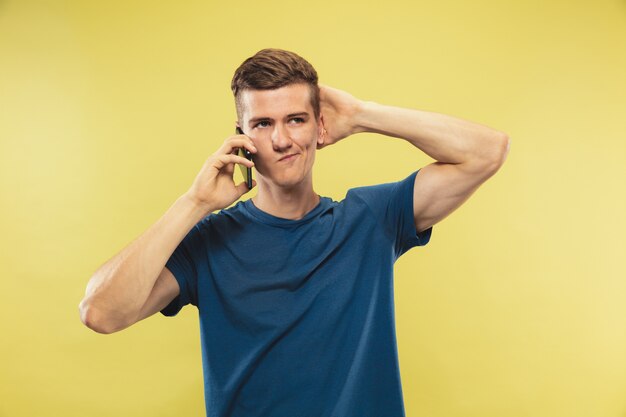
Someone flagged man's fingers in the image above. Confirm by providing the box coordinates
[212,154,255,170]
[219,137,257,155]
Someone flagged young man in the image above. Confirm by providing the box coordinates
[79,48,510,416]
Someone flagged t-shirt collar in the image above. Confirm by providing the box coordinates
[242,195,331,227]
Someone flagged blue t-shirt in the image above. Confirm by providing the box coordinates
[161,169,432,417]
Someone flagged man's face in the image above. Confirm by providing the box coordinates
[236,83,323,189]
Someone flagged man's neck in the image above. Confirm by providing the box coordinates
[251,180,320,220]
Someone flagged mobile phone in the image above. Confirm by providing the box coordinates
[236,127,253,189]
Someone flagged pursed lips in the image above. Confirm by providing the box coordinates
[278,153,299,162]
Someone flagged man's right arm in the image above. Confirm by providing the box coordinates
[78,194,209,334]
[78,133,257,334]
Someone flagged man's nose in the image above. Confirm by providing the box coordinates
[271,123,293,151]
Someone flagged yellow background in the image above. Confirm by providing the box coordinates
[1,0,625,416]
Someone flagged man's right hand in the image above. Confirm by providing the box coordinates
[184,134,257,214]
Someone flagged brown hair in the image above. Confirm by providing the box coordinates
[231,48,320,125]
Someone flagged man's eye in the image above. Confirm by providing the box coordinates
[255,118,304,128]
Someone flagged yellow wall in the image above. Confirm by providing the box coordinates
[1,1,625,416]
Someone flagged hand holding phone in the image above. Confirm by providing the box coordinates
[236,127,253,189]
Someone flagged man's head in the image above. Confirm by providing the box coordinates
[231,49,324,190]
[231,48,320,125]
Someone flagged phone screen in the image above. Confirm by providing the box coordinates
[236,127,253,189]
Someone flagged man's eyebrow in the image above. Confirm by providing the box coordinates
[248,112,310,125]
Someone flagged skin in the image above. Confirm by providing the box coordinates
[188,81,510,229]
[80,81,510,334]
[235,83,330,220]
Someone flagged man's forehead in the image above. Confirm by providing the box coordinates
[241,84,313,120]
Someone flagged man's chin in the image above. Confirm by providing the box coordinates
[259,171,307,189]
[274,176,305,189]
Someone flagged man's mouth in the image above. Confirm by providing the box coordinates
[278,153,299,162]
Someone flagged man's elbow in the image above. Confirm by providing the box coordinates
[499,133,511,163]
[79,299,117,335]
[485,133,510,173]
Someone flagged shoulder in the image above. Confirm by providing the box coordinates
[178,202,247,243]
[345,170,418,208]
[211,200,249,224]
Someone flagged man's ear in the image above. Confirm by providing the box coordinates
[317,114,325,146]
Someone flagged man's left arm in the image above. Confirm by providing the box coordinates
[355,101,510,234]
[318,85,511,234]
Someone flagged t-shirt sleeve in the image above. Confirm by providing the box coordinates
[160,218,207,317]
[354,169,433,259]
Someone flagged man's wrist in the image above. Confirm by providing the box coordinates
[180,192,214,219]
[352,100,378,135]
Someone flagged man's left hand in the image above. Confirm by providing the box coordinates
[318,84,365,149]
